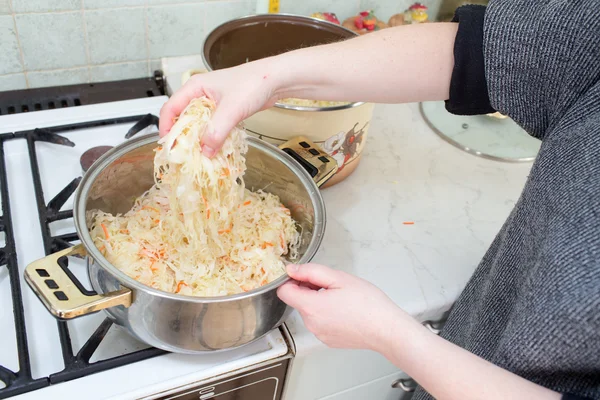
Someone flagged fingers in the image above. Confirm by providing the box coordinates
[158,77,212,137]
[285,263,343,290]
[299,281,322,291]
[277,280,317,310]
[200,98,243,158]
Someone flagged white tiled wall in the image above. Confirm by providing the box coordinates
[0,0,441,91]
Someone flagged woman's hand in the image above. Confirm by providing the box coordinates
[277,263,417,352]
[158,59,283,157]
[279,264,562,400]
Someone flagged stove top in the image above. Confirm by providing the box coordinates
[0,96,289,400]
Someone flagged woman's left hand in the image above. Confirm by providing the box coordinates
[277,263,415,352]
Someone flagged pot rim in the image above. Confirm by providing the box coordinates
[201,13,367,112]
[73,133,326,303]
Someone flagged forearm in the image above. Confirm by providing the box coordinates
[379,311,561,400]
[270,23,458,104]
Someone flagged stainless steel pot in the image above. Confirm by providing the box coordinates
[24,134,336,353]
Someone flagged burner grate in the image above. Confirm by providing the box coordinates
[0,137,49,398]
[0,113,166,399]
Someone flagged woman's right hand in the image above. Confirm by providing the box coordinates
[159,59,284,157]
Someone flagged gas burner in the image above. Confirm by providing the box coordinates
[80,146,113,173]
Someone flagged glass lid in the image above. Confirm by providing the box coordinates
[420,101,541,162]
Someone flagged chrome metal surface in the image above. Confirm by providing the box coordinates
[27,133,328,353]
[202,13,364,112]
[423,321,442,335]
[392,378,417,392]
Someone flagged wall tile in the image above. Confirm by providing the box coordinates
[0,73,27,92]
[279,0,360,21]
[0,16,23,75]
[27,68,89,88]
[149,58,162,74]
[204,1,254,35]
[85,8,146,64]
[84,0,145,9]
[12,0,81,13]
[0,0,11,14]
[90,61,147,82]
[147,0,204,4]
[147,4,207,58]
[16,12,87,70]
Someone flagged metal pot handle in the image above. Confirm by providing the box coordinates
[278,136,337,187]
[24,244,132,319]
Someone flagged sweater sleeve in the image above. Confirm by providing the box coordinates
[482,0,600,139]
[444,5,495,116]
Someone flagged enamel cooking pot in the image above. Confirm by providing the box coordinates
[24,134,336,353]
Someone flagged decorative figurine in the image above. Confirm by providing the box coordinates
[310,12,341,25]
[342,10,388,35]
[388,2,429,27]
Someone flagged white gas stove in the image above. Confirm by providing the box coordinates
[0,94,292,400]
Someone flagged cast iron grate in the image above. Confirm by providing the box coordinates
[0,113,166,399]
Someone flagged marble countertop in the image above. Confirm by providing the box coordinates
[285,101,534,355]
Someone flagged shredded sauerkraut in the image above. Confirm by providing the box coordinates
[87,97,300,297]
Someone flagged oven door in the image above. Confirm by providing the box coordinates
[155,359,290,400]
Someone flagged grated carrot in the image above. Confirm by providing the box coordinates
[403,221,415,225]
[119,229,129,234]
[243,200,251,206]
[175,280,187,293]
[101,223,109,239]
[261,242,274,249]
[142,205,160,213]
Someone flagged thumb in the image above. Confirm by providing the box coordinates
[201,98,242,158]
[286,263,343,290]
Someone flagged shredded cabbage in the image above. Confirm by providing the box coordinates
[87,97,300,297]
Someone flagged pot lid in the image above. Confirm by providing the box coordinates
[420,101,541,162]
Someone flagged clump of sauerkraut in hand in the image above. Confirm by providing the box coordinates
[87,97,300,297]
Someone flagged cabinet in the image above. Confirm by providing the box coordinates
[319,372,415,400]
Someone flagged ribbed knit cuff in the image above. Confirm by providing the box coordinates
[444,5,496,115]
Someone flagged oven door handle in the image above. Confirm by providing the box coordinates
[24,244,132,319]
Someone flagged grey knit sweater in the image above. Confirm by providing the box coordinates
[412,1,600,399]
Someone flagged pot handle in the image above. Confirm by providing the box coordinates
[278,136,337,188]
[24,244,132,320]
